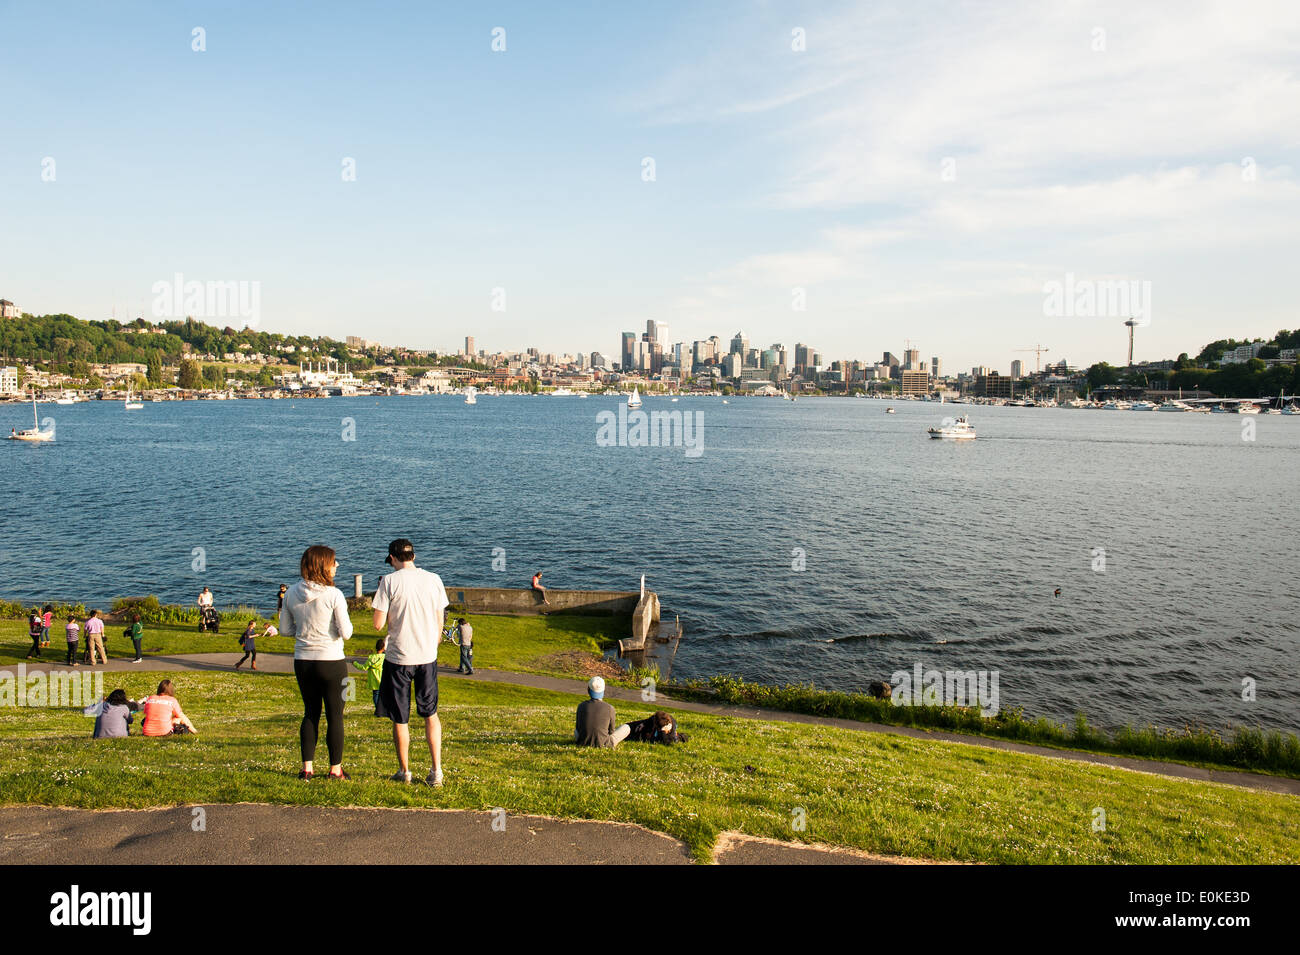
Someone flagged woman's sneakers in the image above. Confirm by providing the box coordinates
[325,769,351,781]
[391,771,413,785]
[298,770,314,781]
[426,770,444,787]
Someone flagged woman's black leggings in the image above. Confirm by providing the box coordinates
[294,659,346,766]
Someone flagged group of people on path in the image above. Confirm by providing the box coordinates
[25,607,144,664]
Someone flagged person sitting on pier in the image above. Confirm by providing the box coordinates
[574,677,630,748]
[531,571,550,607]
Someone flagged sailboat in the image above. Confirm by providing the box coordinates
[627,387,642,409]
[124,386,143,410]
[464,386,477,405]
[7,388,55,442]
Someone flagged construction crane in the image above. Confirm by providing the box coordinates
[1124,318,1140,367]
[1015,344,1050,374]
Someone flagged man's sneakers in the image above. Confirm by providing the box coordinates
[391,770,444,785]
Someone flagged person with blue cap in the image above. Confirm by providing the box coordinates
[574,676,631,748]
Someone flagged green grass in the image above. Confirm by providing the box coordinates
[0,670,1296,864]
[0,611,628,681]
[671,675,1300,779]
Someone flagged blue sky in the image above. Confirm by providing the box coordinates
[2,0,1297,372]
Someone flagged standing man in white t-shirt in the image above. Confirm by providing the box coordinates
[372,538,449,786]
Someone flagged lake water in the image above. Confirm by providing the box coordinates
[3,394,1297,733]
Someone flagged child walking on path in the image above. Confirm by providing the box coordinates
[235,619,259,670]
[26,610,42,659]
[64,615,81,666]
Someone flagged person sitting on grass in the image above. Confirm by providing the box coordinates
[93,689,140,739]
[353,639,386,714]
[235,619,258,670]
[574,677,630,748]
[140,679,198,736]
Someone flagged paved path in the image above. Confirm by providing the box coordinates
[0,805,903,865]
[11,653,1298,797]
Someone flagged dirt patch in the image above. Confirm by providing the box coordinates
[528,651,626,681]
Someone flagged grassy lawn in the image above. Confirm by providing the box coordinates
[0,611,629,680]
[0,669,1296,864]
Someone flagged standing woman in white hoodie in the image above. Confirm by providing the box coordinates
[279,545,354,780]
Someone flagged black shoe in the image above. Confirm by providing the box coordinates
[325,770,351,781]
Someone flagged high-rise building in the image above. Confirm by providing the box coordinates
[794,343,813,374]
[465,336,475,356]
[730,331,749,356]
[930,356,941,378]
[1011,359,1023,379]
[723,352,742,377]
[903,348,920,371]
[621,332,636,370]
[882,351,899,368]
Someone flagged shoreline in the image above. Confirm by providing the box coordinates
[3,597,1297,779]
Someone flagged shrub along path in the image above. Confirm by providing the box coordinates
[19,652,1298,797]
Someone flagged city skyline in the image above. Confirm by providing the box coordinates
[2,2,1297,372]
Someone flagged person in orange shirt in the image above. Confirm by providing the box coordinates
[139,680,198,736]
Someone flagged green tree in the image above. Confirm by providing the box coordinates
[177,358,202,389]
[147,352,163,385]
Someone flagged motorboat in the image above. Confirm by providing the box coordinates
[927,415,976,440]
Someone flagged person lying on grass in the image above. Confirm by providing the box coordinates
[624,710,689,745]
[139,679,198,737]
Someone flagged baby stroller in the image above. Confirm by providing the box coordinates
[197,606,221,633]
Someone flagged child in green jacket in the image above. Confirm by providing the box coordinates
[353,639,385,714]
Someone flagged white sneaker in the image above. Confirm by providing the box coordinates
[426,770,444,787]
[391,771,412,784]
[133,658,143,664]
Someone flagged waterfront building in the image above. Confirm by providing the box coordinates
[978,371,1013,398]
[901,369,930,395]
[0,365,17,395]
